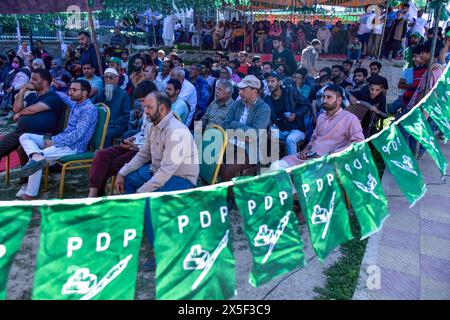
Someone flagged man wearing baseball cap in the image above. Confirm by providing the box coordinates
[108,56,132,95]
[404,32,422,69]
[220,75,272,181]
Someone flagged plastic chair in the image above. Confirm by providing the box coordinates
[43,103,110,198]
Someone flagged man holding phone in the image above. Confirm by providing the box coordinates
[271,84,364,169]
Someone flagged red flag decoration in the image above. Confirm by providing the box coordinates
[0,0,103,14]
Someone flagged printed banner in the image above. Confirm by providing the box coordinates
[0,206,32,300]
[401,108,448,176]
[151,186,235,300]
[423,93,450,143]
[232,170,304,287]
[32,199,145,300]
[291,157,353,262]
[372,125,427,206]
[334,143,389,239]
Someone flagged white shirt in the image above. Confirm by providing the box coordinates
[357,13,373,35]
[156,73,171,89]
[412,17,427,36]
[180,80,198,127]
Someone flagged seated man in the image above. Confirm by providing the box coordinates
[96,68,131,147]
[352,67,369,92]
[271,84,364,170]
[171,67,197,127]
[331,64,354,90]
[367,61,389,96]
[108,56,133,95]
[347,75,388,138]
[189,64,211,123]
[115,91,199,195]
[18,80,98,200]
[263,71,310,156]
[88,81,157,197]
[201,79,234,130]
[1,69,66,195]
[79,62,104,102]
[220,75,272,181]
[165,79,189,124]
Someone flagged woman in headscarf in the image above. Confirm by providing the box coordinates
[31,58,45,71]
[49,58,72,92]
[1,56,30,116]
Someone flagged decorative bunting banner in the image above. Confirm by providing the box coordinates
[151,186,235,300]
[0,206,33,300]
[32,199,145,300]
[422,93,450,143]
[291,157,353,262]
[333,143,389,240]
[401,108,448,176]
[371,125,427,206]
[232,170,305,287]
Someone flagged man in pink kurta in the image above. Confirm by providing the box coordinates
[271,84,364,169]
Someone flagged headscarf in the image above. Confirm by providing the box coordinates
[50,58,66,79]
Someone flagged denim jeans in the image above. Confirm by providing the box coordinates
[124,163,196,246]
[347,48,361,61]
[271,129,306,155]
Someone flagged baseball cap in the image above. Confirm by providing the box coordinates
[109,57,122,65]
[237,75,261,89]
[410,32,421,38]
[104,68,119,76]
[266,70,282,80]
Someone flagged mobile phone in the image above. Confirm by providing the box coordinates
[305,151,317,158]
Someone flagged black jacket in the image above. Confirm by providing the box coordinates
[263,86,311,132]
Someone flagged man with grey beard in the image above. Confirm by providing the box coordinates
[96,68,131,147]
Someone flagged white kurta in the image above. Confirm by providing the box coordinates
[162,14,176,45]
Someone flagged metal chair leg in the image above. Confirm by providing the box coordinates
[5,154,10,184]
[109,175,116,196]
[43,165,49,191]
[59,165,68,198]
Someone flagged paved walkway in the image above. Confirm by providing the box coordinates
[354,141,450,300]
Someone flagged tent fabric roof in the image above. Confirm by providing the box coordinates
[0,0,103,14]
[238,0,387,10]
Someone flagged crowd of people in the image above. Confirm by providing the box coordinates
[0,4,449,271]
[0,3,449,205]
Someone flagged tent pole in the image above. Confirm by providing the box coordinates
[377,1,389,60]
[251,5,254,54]
[424,1,443,94]
[85,0,103,75]
[415,0,443,158]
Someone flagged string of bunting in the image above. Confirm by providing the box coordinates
[0,64,449,300]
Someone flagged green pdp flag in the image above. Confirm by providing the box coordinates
[232,170,305,287]
[422,95,450,143]
[0,205,32,300]
[32,198,145,300]
[334,143,389,239]
[151,186,235,300]
[372,125,427,206]
[291,157,353,262]
[400,108,448,176]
